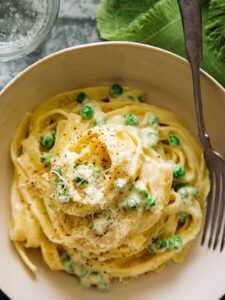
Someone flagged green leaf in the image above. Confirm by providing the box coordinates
[201,0,225,86]
[97,0,225,87]
[97,0,186,54]
[206,0,225,59]
[97,0,160,37]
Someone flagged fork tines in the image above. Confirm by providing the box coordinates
[201,170,225,251]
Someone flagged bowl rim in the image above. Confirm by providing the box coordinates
[0,41,224,97]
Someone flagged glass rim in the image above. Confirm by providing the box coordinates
[0,0,60,62]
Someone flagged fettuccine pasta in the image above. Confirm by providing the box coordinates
[10,85,210,290]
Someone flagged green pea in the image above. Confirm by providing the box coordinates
[147,239,168,253]
[55,179,65,189]
[145,196,155,208]
[127,198,140,209]
[80,105,94,119]
[178,187,189,198]
[148,114,159,126]
[109,84,123,98]
[60,254,71,264]
[148,132,159,148]
[178,211,188,223]
[169,235,183,251]
[191,187,199,198]
[66,262,75,274]
[156,239,168,250]
[168,135,180,147]
[125,114,139,126]
[138,94,145,102]
[173,165,186,178]
[53,165,62,175]
[40,130,56,149]
[77,92,87,103]
[178,186,198,199]
[60,254,75,273]
[74,177,87,185]
[41,152,52,165]
[178,187,192,207]
[135,187,148,198]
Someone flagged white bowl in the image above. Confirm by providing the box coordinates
[0,42,225,300]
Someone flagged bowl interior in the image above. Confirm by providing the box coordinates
[0,42,225,300]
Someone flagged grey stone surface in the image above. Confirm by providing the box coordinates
[0,0,101,90]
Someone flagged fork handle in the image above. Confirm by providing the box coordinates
[178,0,210,148]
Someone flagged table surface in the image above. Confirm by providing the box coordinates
[0,0,100,90]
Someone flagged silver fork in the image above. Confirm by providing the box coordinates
[178,0,225,251]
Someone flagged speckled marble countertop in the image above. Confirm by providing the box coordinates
[0,0,100,90]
